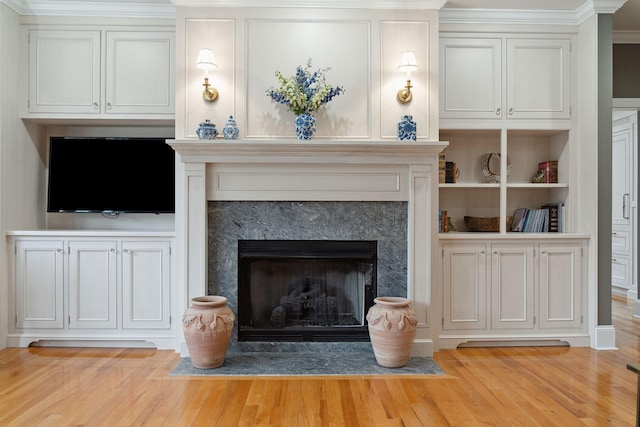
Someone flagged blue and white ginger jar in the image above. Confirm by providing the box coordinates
[196,119,218,140]
[223,115,240,140]
[397,115,417,141]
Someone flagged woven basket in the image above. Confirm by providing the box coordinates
[464,216,513,232]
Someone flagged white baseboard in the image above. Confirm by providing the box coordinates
[410,339,434,357]
[593,325,617,350]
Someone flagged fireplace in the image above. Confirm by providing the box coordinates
[237,239,377,342]
[168,140,446,357]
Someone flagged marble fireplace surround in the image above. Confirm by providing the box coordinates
[168,140,447,357]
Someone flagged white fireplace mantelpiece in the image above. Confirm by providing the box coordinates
[168,140,448,357]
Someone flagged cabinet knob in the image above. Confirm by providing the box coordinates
[110,248,118,253]
[612,258,617,262]
[495,108,501,116]
[93,102,98,109]
[508,108,514,115]
[107,102,112,110]
[612,232,617,236]
[56,248,64,254]
[123,248,131,254]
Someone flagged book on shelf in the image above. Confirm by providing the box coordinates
[445,161,457,183]
[439,151,446,184]
[538,160,558,183]
[511,208,528,232]
[511,203,565,233]
[543,202,565,232]
[439,209,449,233]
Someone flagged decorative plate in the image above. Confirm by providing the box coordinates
[480,153,511,182]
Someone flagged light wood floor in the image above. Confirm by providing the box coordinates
[2,296,640,426]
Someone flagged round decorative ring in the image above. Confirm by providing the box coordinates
[481,153,511,183]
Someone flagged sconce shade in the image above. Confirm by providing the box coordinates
[397,51,418,73]
[196,48,217,70]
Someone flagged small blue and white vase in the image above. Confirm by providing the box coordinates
[196,119,218,140]
[294,112,317,140]
[223,115,240,140]
[397,115,417,141]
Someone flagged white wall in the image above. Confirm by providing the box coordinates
[175,7,439,142]
[0,3,45,349]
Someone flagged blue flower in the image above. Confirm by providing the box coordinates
[266,58,345,116]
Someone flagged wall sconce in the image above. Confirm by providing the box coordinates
[397,51,418,104]
[196,48,219,102]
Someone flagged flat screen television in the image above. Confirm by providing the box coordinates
[47,136,175,214]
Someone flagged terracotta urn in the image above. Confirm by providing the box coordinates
[182,296,235,369]
[366,297,418,368]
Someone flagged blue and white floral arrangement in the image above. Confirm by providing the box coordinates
[266,59,344,139]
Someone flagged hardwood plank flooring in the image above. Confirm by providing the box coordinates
[1,296,640,426]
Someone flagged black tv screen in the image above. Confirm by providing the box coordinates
[47,137,175,214]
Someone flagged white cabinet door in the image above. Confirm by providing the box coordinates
[538,243,583,329]
[105,31,175,114]
[15,240,64,329]
[28,30,101,114]
[506,38,571,120]
[68,241,117,329]
[612,126,632,226]
[442,244,487,330]
[440,38,502,120]
[440,35,571,121]
[612,255,631,290]
[122,241,171,329]
[490,244,534,329]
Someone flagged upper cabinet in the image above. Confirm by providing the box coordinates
[440,34,572,127]
[25,27,175,121]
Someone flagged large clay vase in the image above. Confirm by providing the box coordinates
[182,296,235,369]
[366,297,418,368]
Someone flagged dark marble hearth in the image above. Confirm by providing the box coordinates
[171,352,444,376]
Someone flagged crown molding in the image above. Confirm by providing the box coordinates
[613,30,640,43]
[439,0,628,26]
[1,0,629,22]
[439,8,581,26]
[1,0,176,17]
[170,0,447,9]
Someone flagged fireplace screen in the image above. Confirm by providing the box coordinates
[238,240,376,342]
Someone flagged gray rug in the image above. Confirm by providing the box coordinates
[171,352,445,376]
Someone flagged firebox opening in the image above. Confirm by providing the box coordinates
[238,240,377,342]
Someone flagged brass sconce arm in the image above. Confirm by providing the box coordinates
[397,79,413,104]
[203,77,219,102]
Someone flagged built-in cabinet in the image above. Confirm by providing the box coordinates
[440,238,588,348]
[25,28,175,118]
[440,35,572,123]
[437,28,589,349]
[611,111,638,296]
[8,232,174,348]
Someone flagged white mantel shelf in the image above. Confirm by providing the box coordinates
[168,139,449,164]
[169,138,447,357]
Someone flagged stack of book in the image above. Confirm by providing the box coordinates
[511,203,564,232]
[439,209,450,233]
[439,151,446,183]
[538,160,558,183]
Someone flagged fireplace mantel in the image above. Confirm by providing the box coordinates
[169,140,448,163]
[168,139,447,357]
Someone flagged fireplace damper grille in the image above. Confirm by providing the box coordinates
[237,240,376,342]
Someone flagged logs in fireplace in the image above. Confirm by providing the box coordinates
[237,240,377,342]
